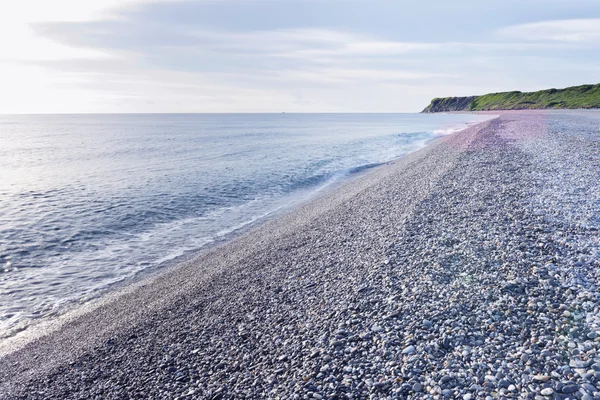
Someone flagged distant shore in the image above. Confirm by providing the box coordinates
[422,83,600,113]
[2,110,600,399]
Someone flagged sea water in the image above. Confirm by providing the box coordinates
[0,113,492,338]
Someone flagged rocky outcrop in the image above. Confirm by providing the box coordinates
[422,96,475,113]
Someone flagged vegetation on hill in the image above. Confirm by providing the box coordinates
[422,83,600,113]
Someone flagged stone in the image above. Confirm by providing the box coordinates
[582,383,596,393]
[570,360,591,369]
[540,388,554,396]
[561,384,579,394]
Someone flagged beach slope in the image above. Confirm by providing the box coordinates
[1,111,600,399]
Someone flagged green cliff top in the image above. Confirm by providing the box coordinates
[423,83,600,113]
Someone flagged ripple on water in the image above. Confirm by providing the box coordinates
[0,112,494,339]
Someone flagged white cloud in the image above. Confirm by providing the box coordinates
[499,18,600,43]
[270,67,454,85]
[188,28,440,59]
[0,24,114,62]
[0,0,176,62]
[4,0,169,24]
[0,0,178,112]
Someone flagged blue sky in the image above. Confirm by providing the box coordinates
[1,0,599,112]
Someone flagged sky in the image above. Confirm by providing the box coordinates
[1,0,599,113]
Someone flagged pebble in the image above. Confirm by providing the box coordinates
[561,384,579,394]
[541,388,554,396]
[4,112,600,400]
[582,383,596,393]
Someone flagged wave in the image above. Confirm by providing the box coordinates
[0,113,495,342]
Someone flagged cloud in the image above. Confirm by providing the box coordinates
[269,67,455,87]
[32,22,450,86]
[498,19,600,43]
[4,0,173,24]
[2,0,600,112]
[0,0,170,62]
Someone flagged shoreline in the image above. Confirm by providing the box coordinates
[3,110,599,399]
[0,116,493,395]
[0,153,391,356]
[0,116,489,353]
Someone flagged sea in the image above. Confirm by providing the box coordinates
[0,113,492,339]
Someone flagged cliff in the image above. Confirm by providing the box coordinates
[422,96,476,113]
[422,83,600,113]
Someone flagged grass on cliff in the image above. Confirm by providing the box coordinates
[468,84,600,111]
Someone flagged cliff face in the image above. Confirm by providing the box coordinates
[422,83,600,113]
[422,96,475,113]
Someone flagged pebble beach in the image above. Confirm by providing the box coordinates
[1,110,599,399]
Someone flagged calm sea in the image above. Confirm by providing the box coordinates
[0,113,491,339]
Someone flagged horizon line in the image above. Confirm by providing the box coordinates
[0,111,424,116]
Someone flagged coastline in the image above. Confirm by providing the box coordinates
[0,117,489,358]
[2,110,600,399]
[0,115,489,351]
[0,113,491,343]
[0,117,492,387]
